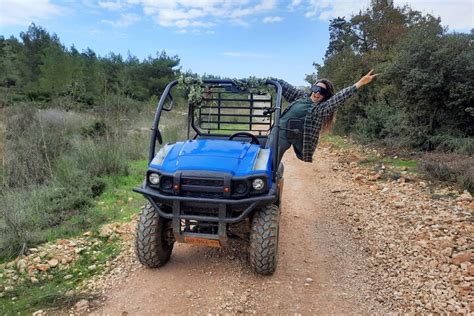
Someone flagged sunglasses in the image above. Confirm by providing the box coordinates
[311,85,329,96]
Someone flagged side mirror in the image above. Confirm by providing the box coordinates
[163,93,174,112]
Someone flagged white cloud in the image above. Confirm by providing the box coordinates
[263,16,283,23]
[223,51,271,58]
[98,0,126,10]
[394,0,473,30]
[288,0,302,10]
[102,13,140,27]
[97,0,277,29]
[0,0,64,26]
[297,0,473,31]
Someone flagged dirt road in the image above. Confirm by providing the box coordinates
[93,149,387,314]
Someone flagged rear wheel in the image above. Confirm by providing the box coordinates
[249,204,280,275]
[135,202,174,268]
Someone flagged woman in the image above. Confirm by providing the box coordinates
[268,70,378,162]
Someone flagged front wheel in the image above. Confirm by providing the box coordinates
[249,204,280,275]
[135,202,174,268]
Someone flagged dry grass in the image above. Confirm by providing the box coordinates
[419,152,474,193]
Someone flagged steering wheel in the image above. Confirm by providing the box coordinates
[228,132,260,145]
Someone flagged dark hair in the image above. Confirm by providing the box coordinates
[315,79,335,101]
[314,78,336,133]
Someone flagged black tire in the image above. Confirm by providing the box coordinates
[135,202,174,268]
[249,204,280,275]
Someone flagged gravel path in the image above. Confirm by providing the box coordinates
[85,142,472,314]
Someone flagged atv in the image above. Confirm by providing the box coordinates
[133,79,284,275]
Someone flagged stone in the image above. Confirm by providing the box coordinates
[99,224,115,238]
[36,264,50,272]
[381,187,390,194]
[185,290,193,298]
[452,252,471,265]
[32,310,44,316]
[56,239,69,245]
[47,259,59,268]
[88,264,97,271]
[32,257,41,263]
[469,265,474,276]
[441,247,453,257]
[305,277,313,283]
[456,191,472,202]
[30,277,39,284]
[368,174,381,181]
[64,274,73,280]
[16,259,27,273]
[74,299,89,312]
[83,231,92,237]
[393,201,405,209]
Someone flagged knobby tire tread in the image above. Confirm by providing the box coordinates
[249,204,280,275]
[135,202,173,268]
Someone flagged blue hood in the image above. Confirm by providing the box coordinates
[150,139,270,177]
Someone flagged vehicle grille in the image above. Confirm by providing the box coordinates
[181,178,224,187]
[180,176,225,199]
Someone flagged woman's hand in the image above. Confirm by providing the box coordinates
[355,69,378,89]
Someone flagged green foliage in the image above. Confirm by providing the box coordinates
[312,0,473,153]
[0,24,180,108]
[352,101,410,144]
[178,74,272,105]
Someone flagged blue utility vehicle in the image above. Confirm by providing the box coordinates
[133,79,284,274]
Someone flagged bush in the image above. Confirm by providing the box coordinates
[419,153,474,193]
[0,189,42,258]
[3,107,93,187]
[71,138,129,177]
[352,101,410,145]
[427,133,474,155]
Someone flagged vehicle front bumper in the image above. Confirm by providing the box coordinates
[133,184,278,224]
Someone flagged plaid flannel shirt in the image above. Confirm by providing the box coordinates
[276,79,357,162]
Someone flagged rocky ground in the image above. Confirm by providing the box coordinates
[1,139,472,314]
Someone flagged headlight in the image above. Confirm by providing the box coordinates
[148,173,160,185]
[252,178,265,190]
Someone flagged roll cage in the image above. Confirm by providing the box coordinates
[148,79,283,180]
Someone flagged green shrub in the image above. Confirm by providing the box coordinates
[427,133,474,155]
[81,120,107,138]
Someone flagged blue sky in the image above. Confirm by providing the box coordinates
[1,0,472,86]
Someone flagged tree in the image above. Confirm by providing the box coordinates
[19,24,61,93]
